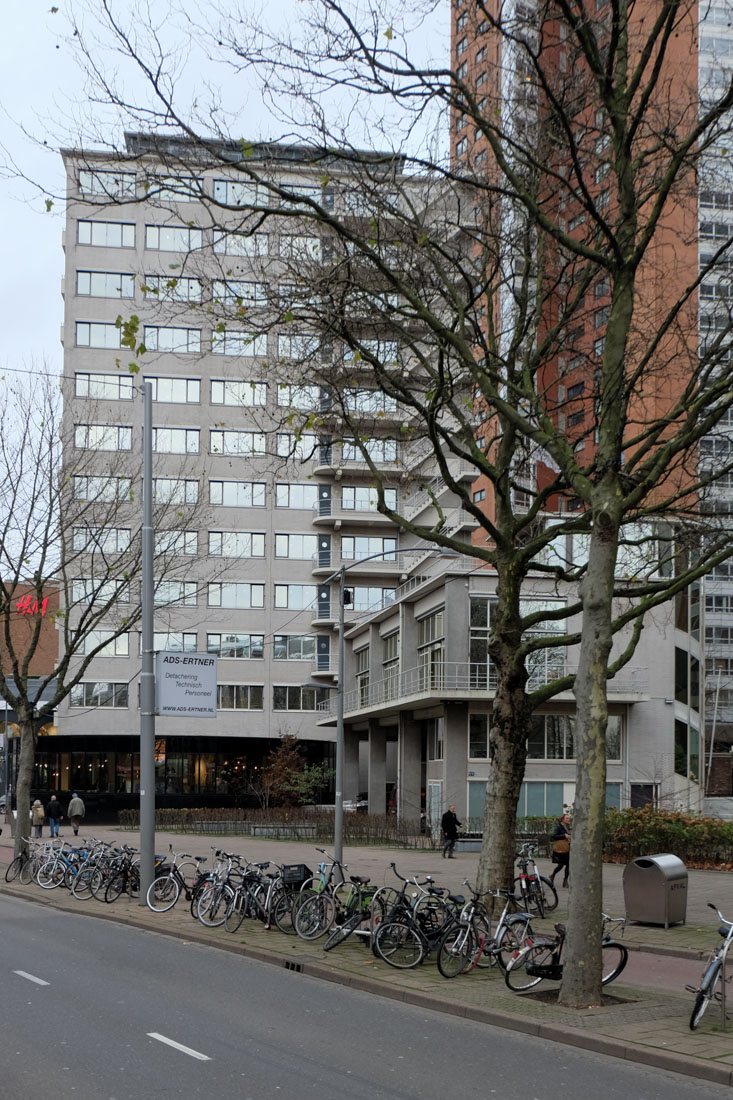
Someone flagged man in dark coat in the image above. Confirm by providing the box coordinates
[46,793,63,838]
[441,805,462,859]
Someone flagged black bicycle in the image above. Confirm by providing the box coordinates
[687,903,733,1030]
[505,913,627,991]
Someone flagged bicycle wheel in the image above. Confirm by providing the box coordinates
[19,856,36,885]
[324,909,364,952]
[37,860,66,890]
[504,941,553,991]
[690,962,720,1030]
[601,940,629,985]
[271,890,298,935]
[468,914,493,970]
[294,893,335,939]
[146,874,181,913]
[196,883,235,927]
[437,924,475,978]
[5,855,25,883]
[374,921,425,969]
[224,890,248,934]
[413,895,451,937]
[538,876,559,913]
[496,915,534,972]
[514,876,543,919]
[104,870,129,903]
[72,865,97,900]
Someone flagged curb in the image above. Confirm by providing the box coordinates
[2,883,729,1087]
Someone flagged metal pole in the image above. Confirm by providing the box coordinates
[334,566,346,864]
[139,382,156,904]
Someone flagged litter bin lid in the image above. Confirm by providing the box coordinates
[623,853,687,880]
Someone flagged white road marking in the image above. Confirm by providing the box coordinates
[13,970,50,986]
[147,1032,211,1061]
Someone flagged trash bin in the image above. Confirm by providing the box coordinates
[622,853,688,928]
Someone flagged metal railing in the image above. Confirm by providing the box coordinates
[316,660,649,717]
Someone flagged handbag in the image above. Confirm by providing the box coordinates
[553,837,570,854]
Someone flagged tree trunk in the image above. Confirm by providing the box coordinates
[13,707,36,859]
[476,679,532,897]
[559,503,619,1007]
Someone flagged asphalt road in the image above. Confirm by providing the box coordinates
[0,894,726,1100]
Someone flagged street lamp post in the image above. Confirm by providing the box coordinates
[325,544,460,864]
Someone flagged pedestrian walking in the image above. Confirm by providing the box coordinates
[550,812,572,888]
[31,799,45,838]
[67,793,86,837]
[441,804,462,859]
[46,793,63,838]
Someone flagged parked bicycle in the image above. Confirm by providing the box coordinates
[437,882,534,978]
[514,843,558,919]
[146,846,209,913]
[504,913,627,991]
[687,902,733,1030]
[371,865,464,969]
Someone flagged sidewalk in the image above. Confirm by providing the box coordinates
[3,822,733,1086]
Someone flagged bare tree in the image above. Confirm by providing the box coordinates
[0,370,210,856]
[46,0,733,1004]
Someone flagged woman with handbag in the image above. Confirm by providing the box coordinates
[550,812,572,888]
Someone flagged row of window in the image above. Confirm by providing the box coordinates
[72,477,395,514]
[77,220,330,258]
[69,680,328,712]
[74,372,397,414]
[74,322,399,363]
[74,425,399,463]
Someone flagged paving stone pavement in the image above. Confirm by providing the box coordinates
[3,820,733,1085]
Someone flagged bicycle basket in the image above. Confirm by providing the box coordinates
[281,864,312,886]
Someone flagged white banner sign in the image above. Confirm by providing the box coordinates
[155,652,218,717]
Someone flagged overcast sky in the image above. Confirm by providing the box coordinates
[1,2,448,378]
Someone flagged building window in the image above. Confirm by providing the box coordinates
[145,224,203,251]
[207,633,264,659]
[154,581,198,607]
[274,584,317,610]
[76,271,135,298]
[75,322,123,349]
[73,475,131,502]
[217,684,264,710]
[427,718,443,761]
[75,373,134,401]
[567,382,585,399]
[341,486,397,511]
[280,235,322,261]
[516,782,565,818]
[79,170,135,198]
[78,220,135,248]
[210,380,266,406]
[212,279,268,306]
[153,479,199,504]
[211,330,267,357]
[275,483,319,509]
[455,138,467,157]
[469,714,490,759]
[154,530,198,555]
[355,646,370,705]
[594,306,609,328]
[275,534,318,559]
[383,631,400,700]
[209,481,266,507]
[213,230,268,256]
[70,682,129,708]
[274,635,316,661]
[208,531,266,557]
[78,631,130,657]
[144,327,201,353]
[342,438,397,463]
[273,685,329,711]
[344,389,398,415]
[418,608,445,689]
[456,35,467,55]
[72,527,130,553]
[74,424,132,451]
[473,488,486,503]
[150,632,198,653]
[277,384,321,410]
[567,411,585,428]
[213,179,261,206]
[208,583,265,609]
[210,431,266,456]
[351,587,395,612]
[72,578,130,604]
[341,536,396,561]
[527,714,622,761]
[276,433,319,461]
[277,334,322,360]
[142,275,201,302]
[152,428,200,454]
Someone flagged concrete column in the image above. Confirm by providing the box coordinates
[398,714,422,825]
[367,721,387,815]
[343,729,360,801]
[443,702,468,816]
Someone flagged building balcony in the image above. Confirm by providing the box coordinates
[311,550,404,578]
[316,660,649,723]
[311,499,399,528]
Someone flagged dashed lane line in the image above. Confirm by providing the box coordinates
[13,970,50,986]
[147,1032,211,1061]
